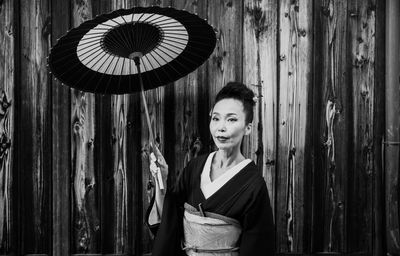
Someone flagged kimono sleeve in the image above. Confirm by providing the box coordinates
[150,165,190,256]
[239,179,275,255]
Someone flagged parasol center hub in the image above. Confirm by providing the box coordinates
[102,22,162,59]
[129,52,143,63]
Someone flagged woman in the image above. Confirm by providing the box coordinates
[147,82,275,255]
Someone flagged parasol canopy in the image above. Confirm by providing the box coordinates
[48,6,216,94]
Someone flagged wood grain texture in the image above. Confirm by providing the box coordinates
[135,0,171,253]
[207,0,243,111]
[51,0,71,255]
[19,0,51,253]
[373,1,385,255]
[0,0,14,253]
[110,95,129,253]
[347,0,375,253]
[89,0,113,253]
[108,1,131,254]
[242,0,278,227]
[385,0,400,253]
[313,0,349,252]
[171,0,206,187]
[70,0,99,253]
[276,0,312,252]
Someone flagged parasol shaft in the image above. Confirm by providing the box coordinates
[133,56,155,145]
[133,55,164,190]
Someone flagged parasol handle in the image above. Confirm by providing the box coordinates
[131,53,155,146]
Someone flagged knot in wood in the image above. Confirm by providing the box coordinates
[127,121,133,129]
[298,29,307,37]
[87,138,94,148]
[0,134,11,158]
[354,55,369,68]
[41,16,51,38]
[265,159,275,166]
[289,147,296,156]
[360,90,369,98]
[0,91,11,116]
[320,6,330,16]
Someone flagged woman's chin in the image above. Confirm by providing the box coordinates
[215,143,232,151]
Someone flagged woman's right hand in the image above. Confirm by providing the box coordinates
[149,143,169,186]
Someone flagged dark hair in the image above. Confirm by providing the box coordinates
[214,82,255,124]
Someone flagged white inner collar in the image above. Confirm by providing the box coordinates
[200,152,252,199]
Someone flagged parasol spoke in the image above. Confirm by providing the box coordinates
[85,51,109,70]
[163,31,189,36]
[107,18,133,52]
[103,56,120,93]
[115,10,135,51]
[78,44,103,62]
[92,54,117,93]
[137,13,160,54]
[157,43,183,58]
[147,50,165,69]
[162,37,187,47]
[150,51,173,84]
[132,13,146,52]
[158,43,185,54]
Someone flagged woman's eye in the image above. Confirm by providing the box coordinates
[228,118,237,122]
[212,117,219,121]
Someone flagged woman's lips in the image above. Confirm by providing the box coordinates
[216,136,229,142]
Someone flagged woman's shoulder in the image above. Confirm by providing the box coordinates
[242,161,268,191]
[184,153,210,170]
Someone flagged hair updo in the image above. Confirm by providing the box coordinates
[214,82,255,124]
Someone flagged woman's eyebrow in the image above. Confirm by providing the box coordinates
[211,111,239,116]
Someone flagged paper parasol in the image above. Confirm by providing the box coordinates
[48,6,216,94]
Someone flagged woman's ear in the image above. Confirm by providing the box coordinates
[244,122,252,135]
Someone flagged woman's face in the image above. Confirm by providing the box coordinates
[209,98,252,151]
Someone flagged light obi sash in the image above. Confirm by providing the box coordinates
[182,203,242,256]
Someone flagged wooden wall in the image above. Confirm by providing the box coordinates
[0,0,392,255]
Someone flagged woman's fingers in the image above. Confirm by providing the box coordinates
[151,144,168,167]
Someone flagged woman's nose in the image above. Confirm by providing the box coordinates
[217,121,226,131]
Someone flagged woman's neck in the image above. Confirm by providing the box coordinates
[214,147,245,169]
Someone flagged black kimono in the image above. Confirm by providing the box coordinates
[150,154,275,256]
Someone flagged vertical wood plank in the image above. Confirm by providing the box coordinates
[135,1,170,254]
[207,0,243,111]
[243,0,278,225]
[171,0,207,189]
[19,0,51,254]
[296,2,314,253]
[111,94,129,253]
[311,0,324,251]
[276,0,312,252]
[0,0,15,254]
[70,1,100,254]
[51,0,71,255]
[107,1,130,253]
[373,0,385,255]
[347,0,375,253]
[90,0,113,253]
[313,0,349,252]
[385,0,400,253]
